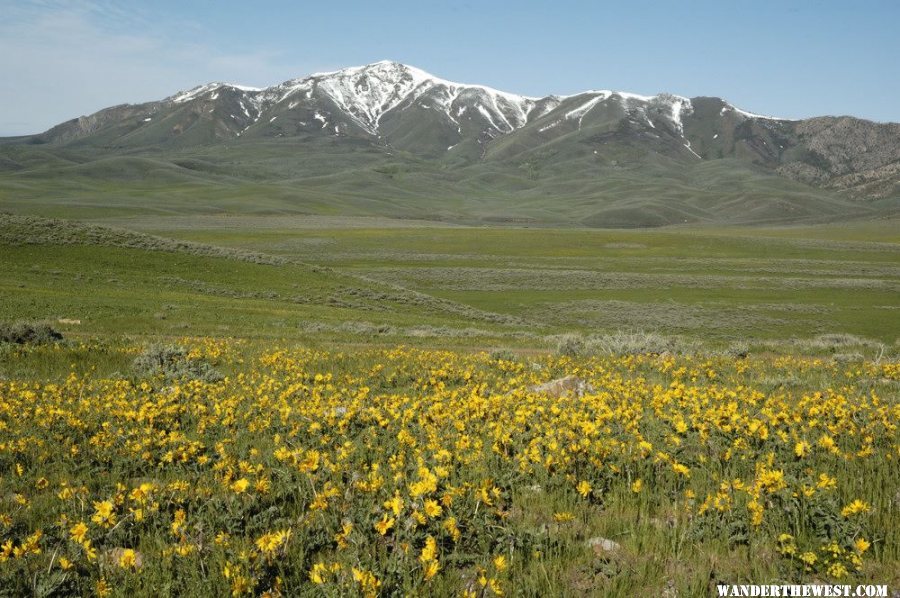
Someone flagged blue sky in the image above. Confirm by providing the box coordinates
[1,0,898,135]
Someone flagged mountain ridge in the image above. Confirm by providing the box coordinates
[34,61,791,147]
[1,61,898,228]
[158,60,794,127]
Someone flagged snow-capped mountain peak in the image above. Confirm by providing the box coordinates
[265,61,541,134]
[150,61,797,154]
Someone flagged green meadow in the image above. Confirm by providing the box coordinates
[5,212,895,352]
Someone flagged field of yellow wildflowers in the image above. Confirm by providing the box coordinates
[1,339,898,596]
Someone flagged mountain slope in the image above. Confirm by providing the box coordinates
[1,61,898,227]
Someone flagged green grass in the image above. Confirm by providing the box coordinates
[86,218,899,346]
[1,214,897,351]
[0,215,530,348]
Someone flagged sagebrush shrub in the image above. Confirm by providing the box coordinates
[133,343,223,382]
[555,334,586,357]
[0,321,63,345]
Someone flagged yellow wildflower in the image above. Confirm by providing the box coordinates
[672,463,691,478]
[374,514,395,536]
[423,499,443,518]
[69,522,89,543]
[841,499,871,517]
[493,554,508,572]
[118,548,138,569]
[576,480,592,497]
[91,501,116,528]
[423,559,440,581]
[419,536,438,564]
[230,478,250,494]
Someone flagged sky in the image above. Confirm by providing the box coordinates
[1,0,898,136]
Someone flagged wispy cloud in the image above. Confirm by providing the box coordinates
[0,1,324,135]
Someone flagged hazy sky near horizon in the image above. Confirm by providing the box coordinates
[1,0,898,136]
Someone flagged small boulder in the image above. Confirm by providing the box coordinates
[528,376,594,398]
[585,536,621,555]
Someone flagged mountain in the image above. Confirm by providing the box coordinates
[2,61,898,227]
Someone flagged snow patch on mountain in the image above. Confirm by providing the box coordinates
[294,61,539,134]
[556,90,693,134]
[169,83,262,104]
[530,97,563,120]
[565,93,608,128]
[720,103,791,121]
[684,140,702,159]
[665,95,692,135]
[538,120,562,133]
